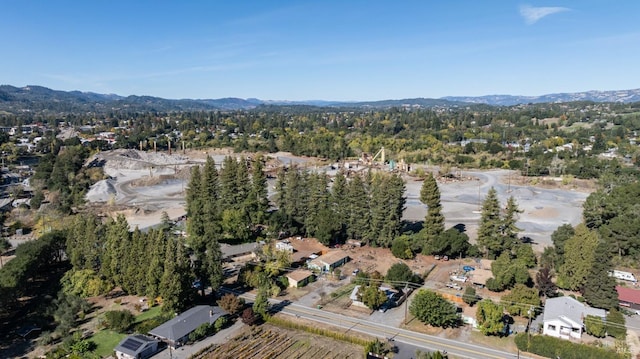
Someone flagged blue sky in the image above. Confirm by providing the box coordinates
[2,1,639,101]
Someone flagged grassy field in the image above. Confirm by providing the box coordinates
[92,330,126,358]
[134,305,162,323]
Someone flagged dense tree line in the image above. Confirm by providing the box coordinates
[64,213,196,313]
[274,167,405,246]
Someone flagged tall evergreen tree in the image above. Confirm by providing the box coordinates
[551,224,575,269]
[367,174,387,246]
[346,173,370,241]
[201,156,219,202]
[67,214,104,271]
[234,157,251,209]
[130,228,147,295]
[558,224,599,291]
[330,168,349,239]
[158,236,194,313]
[205,238,224,294]
[145,230,165,301]
[219,156,239,210]
[501,196,522,249]
[304,173,331,242]
[420,172,444,252]
[583,242,618,310]
[102,215,130,286]
[248,156,269,225]
[477,187,503,259]
[186,165,205,247]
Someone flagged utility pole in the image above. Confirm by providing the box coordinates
[403,283,409,325]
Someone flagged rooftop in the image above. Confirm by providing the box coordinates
[617,285,640,304]
[149,305,227,342]
[543,296,605,326]
[115,335,158,357]
[315,250,349,265]
[286,269,313,282]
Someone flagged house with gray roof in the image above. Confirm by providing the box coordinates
[542,296,606,340]
[148,305,227,348]
[220,242,259,260]
[114,334,159,359]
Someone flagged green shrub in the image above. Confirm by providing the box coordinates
[585,315,606,338]
[189,323,211,342]
[214,316,228,332]
[103,310,135,333]
[514,333,624,359]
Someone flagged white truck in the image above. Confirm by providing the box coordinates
[609,270,637,282]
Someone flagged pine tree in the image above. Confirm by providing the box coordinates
[501,196,522,249]
[248,156,269,225]
[583,242,618,309]
[201,156,219,202]
[186,166,205,247]
[330,168,349,239]
[159,237,178,312]
[420,172,444,252]
[304,173,331,242]
[367,174,387,246]
[557,224,599,291]
[551,224,575,269]
[477,187,503,259]
[205,238,224,294]
[219,156,239,211]
[234,157,251,209]
[346,173,370,241]
[67,214,104,271]
[104,215,130,286]
[130,228,147,295]
[145,230,165,301]
[201,156,221,232]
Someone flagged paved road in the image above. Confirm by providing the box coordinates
[224,288,532,359]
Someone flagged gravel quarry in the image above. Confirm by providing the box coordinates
[85,149,590,249]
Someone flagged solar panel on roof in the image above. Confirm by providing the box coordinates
[121,338,143,351]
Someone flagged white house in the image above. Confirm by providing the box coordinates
[542,297,606,340]
[307,251,349,272]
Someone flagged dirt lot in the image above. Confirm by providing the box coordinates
[200,322,365,359]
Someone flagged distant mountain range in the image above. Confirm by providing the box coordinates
[1,84,639,115]
[442,89,640,106]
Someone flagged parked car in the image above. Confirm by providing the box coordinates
[352,268,360,276]
[463,265,475,272]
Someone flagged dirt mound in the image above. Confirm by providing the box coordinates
[85,179,116,202]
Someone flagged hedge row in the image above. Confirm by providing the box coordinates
[514,333,624,359]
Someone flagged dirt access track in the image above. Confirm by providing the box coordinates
[85,148,591,249]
